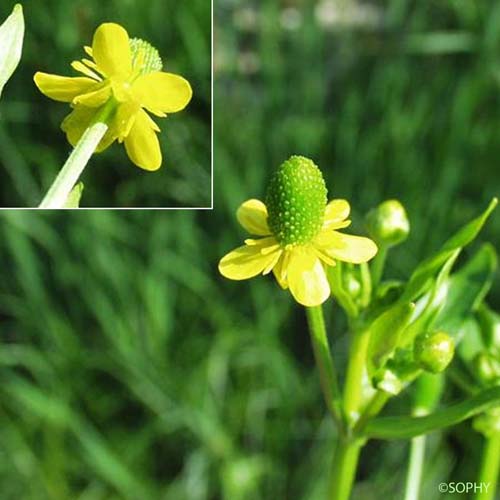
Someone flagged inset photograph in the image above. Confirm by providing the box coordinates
[0,1,211,208]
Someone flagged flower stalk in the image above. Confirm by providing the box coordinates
[39,100,116,208]
[306,305,344,428]
[475,431,500,500]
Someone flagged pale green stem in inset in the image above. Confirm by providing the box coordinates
[404,408,429,500]
[305,305,344,430]
[404,434,426,500]
[343,327,371,425]
[39,100,116,208]
[475,432,500,500]
[371,244,388,289]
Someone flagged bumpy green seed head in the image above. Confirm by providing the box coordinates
[265,156,327,246]
[130,38,163,75]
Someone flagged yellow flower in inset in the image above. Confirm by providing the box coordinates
[34,23,192,171]
[219,156,378,307]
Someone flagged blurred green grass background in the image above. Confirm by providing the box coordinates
[0,0,211,207]
[0,0,500,499]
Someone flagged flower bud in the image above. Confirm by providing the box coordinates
[473,408,500,438]
[266,156,327,246]
[473,352,500,384]
[414,331,454,374]
[343,269,361,299]
[365,199,410,247]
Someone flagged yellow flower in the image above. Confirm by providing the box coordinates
[34,23,192,171]
[218,156,378,307]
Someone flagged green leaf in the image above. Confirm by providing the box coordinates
[434,244,497,335]
[64,182,84,208]
[402,198,497,301]
[363,386,500,439]
[401,250,460,347]
[366,301,415,378]
[0,4,24,98]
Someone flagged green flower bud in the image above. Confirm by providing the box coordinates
[375,368,403,395]
[266,156,327,246]
[473,352,500,385]
[473,408,500,438]
[414,331,455,374]
[130,37,163,75]
[477,305,500,354]
[365,199,410,247]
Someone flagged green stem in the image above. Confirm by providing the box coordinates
[305,305,343,429]
[343,327,371,425]
[39,101,116,208]
[371,245,388,289]
[475,432,500,500]
[329,437,363,500]
[353,390,389,434]
[404,433,426,500]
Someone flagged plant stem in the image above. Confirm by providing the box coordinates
[305,305,343,429]
[343,327,371,425]
[404,433,426,500]
[39,101,115,208]
[353,390,389,434]
[371,245,387,289]
[329,436,362,500]
[475,432,500,500]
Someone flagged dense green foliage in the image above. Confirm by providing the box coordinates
[0,0,211,207]
[0,0,500,499]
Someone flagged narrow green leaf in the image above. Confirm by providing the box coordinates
[0,4,24,98]
[402,198,497,301]
[63,182,84,208]
[434,244,497,335]
[367,301,415,378]
[363,386,500,439]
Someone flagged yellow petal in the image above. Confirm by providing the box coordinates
[236,199,271,236]
[92,23,132,78]
[123,109,161,171]
[132,72,192,115]
[323,232,378,264]
[61,105,116,152]
[272,251,290,289]
[323,199,350,229]
[219,241,280,280]
[73,83,112,107]
[34,72,97,102]
[287,249,330,307]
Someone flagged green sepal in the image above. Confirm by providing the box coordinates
[366,301,415,379]
[363,386,500,439]
[401,198,497,302]
[0,4,24,98]
[63,182,84,208]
